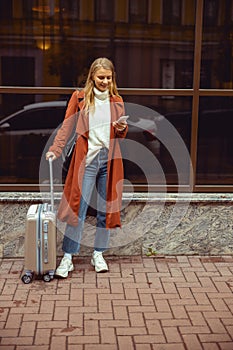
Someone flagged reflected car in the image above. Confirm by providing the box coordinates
[0,101,66,182]
[0,100,162,184]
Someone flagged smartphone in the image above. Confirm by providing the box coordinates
[116,115,129,123]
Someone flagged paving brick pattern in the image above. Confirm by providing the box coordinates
[0,255,233,350]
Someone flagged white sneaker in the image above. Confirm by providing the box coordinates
[91,251,109,273]
[56,256,74,278]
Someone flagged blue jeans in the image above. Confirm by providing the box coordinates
[62,147,110,254]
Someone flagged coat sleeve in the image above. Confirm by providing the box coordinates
[49,90,79,158]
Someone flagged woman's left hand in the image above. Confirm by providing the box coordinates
[113,120,127,132]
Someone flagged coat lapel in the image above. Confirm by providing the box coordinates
[76,98,89,139]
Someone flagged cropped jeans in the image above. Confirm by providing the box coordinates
[62,147,110,254]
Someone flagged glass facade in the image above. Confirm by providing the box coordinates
[197,96,233,184]
[201,0,232,89]
[0,0,232,191]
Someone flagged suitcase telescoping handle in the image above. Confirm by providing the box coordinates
[48,157,54,212]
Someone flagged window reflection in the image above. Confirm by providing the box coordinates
[122,96,192,186]
[197,97,233,184]
[163,0,182,25]
[0,0,196,91]
[201,0,233,88]
[0,94,191,186]
[0,100,67,182]
[0,0,13,20]
[0,0,232,189]
[203,0,219,26]
[129,0,148,23]
[95,0,113,22]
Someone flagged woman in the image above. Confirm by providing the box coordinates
[46,57,128,278]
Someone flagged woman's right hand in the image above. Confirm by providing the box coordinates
[46,151,57,161]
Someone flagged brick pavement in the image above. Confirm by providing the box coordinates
[0,255,233,350]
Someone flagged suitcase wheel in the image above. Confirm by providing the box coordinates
[21,273,33,284]
[43,274,52,282]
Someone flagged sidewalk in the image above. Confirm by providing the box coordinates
[0,255,233,350]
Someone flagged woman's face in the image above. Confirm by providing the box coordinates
[93,67,112,92]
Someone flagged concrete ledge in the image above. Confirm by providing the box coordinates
[1,192,233,203]
[0,192,233,258]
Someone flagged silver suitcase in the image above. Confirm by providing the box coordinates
[21,158,57,283]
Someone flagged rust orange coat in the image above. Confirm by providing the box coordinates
[49,89,128,228]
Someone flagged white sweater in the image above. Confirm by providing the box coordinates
[85,87,111,166]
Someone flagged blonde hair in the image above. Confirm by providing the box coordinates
[83,57,120,112]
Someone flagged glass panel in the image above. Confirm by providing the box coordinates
[201,0,233,88]
[0,0,13,20]
[203,0,219,26]
[0,93,191,186]
[61,0,79,19]
[129,0,148,23]
[116,0,195,95]
[163,0,182,25]
[0,0,196,89]
[197,96,233,184]
[122,96,192,186]
[22,0,34,19]
[0,94,69,184]
[0,0,195,187]
[95,0,113,22]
